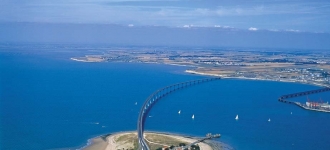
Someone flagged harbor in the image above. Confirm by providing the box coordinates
[294,101,330,113]
[278,87,330,113]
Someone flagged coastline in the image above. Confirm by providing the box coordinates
[70,57,105,63]
[185,70,330,88]
[80,131,231,150]
[82,137,108,150]
[70,56,329,88]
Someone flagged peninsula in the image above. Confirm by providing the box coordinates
[82,132,232,150]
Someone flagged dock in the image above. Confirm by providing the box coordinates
[278,87,330,113]
[293,102,330,113]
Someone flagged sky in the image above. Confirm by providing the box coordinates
[1,0,330,32]
[1,0,330,49]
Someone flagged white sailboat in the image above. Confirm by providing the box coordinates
[235,115,239,120]
[268,118,271,122]
[192,114,195,119]
[178,110,181,114]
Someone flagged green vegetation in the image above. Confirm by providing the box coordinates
[114,133,139,150]
[191,145,200,150]
[145,134,189,150]
[100,133,112,141]
[153,141,201,150]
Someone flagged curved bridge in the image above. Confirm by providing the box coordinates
[137,77,221,150]
[278,87,330,103]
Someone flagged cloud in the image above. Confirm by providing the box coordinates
[223,26,233,29]
[0,0,329,32]
[249,27,258,31]
[268,29,279,32]
[285,29,301,32]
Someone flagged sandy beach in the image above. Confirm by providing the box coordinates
[71,56,105,62]
[83,137,108,150]
[82,131,216,150]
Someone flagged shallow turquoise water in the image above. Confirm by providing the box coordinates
[1,46,330,150]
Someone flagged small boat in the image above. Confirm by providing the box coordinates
[268,118,271,122]
[235,115,239,120]
[291,112,292,115]
[178,110,181,114]
[135,102,137,105]
[192,114,195,119]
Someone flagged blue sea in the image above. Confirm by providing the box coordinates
[1,45,330,150]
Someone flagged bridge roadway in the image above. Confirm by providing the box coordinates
[278,87,330,103]
[137,77,221,150]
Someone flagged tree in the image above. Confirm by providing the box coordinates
[191,145,200,150]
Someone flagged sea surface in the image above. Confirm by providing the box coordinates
[1,45,330,150]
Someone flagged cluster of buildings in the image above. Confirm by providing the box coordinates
[227,67,330,87]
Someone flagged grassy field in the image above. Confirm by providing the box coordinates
[145,133,189,150]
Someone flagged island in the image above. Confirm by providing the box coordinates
[71,48,330,87]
